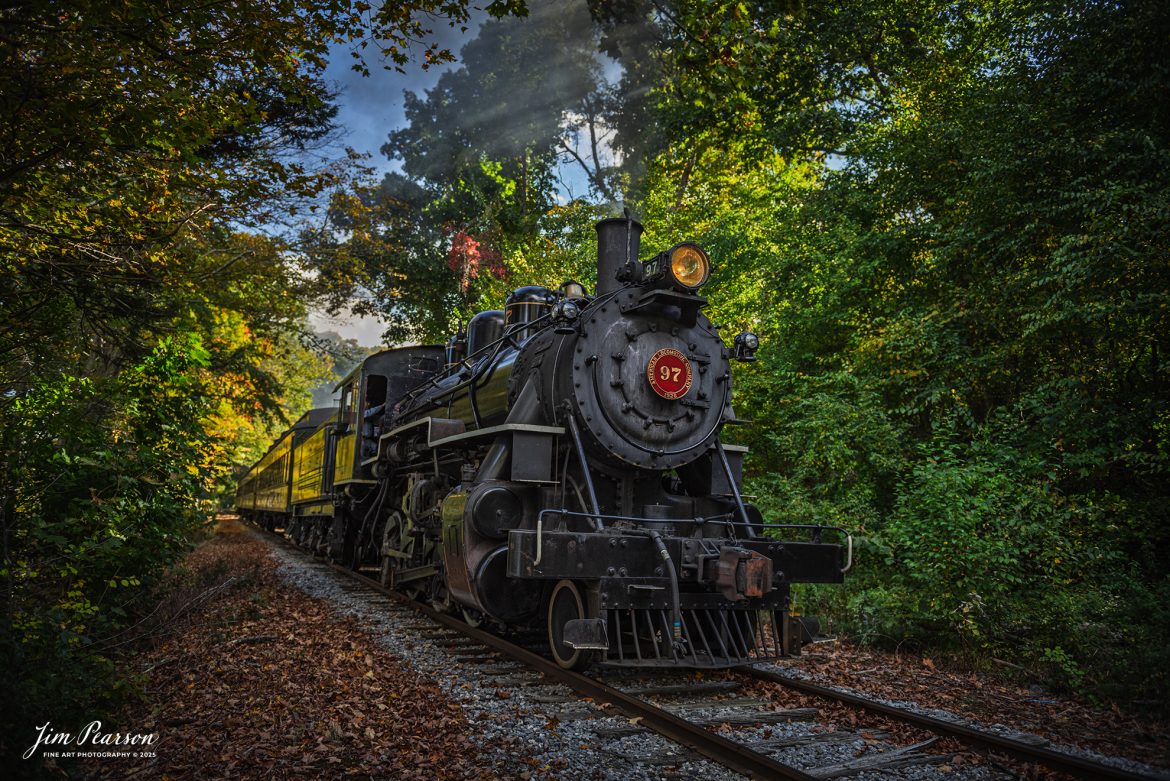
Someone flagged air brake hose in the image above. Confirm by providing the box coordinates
[648,530,683,643]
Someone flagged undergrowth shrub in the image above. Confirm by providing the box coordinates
[785,439,1170,713]
[1,338,216,777]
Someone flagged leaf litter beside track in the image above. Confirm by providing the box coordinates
[84,520,517,780]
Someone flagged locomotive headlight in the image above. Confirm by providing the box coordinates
[667,243,710,289]
[552,299,581,334]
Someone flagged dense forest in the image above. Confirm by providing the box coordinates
[2,0,1167,761]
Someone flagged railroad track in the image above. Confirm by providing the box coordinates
[253,524,1166,781]
[742,667,1165,781]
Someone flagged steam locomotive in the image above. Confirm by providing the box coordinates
[236,218,849,669]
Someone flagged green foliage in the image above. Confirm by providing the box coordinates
[865,445,1067,641]
[10,0,1148,731]
[1,338,215,761]
[311,0,673,342]
[305,0,1170,711]
[634,0,1170,709]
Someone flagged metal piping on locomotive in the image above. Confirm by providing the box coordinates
[235,218,849,671]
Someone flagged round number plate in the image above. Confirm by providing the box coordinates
[646,348,693,400]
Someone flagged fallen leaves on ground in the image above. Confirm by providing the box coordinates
[85,522,514,780]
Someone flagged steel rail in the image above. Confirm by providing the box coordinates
[252,523,807,778]
[746,667,1167,781]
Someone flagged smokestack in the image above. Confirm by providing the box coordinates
[595,217,644,296]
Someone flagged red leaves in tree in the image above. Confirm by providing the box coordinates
[447,230,507,292]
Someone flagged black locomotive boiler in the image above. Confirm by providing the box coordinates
[237,218,850,669]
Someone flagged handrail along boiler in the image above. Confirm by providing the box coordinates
[235,218,849,669]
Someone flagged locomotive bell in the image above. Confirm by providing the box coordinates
[559,279,586,299]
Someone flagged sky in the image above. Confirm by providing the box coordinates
[322,12,489,174]
[304,16,488,347]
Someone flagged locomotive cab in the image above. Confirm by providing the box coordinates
[323,346,445,563]
[333,347,446,488]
